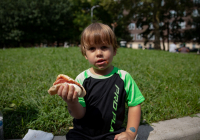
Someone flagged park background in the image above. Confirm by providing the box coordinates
[0,0,200,139]
[0,0,200,49]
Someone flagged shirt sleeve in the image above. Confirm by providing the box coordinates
[124,73,145,106]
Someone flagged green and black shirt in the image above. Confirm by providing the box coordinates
[66,67,145,140]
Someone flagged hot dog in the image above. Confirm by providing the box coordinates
[48,74,86,97]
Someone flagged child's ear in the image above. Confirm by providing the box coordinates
[84,55,88,60]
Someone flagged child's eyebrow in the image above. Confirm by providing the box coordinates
[85,46,95,49]
[102,44,111,47]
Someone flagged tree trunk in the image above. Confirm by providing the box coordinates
[167,22,170,51]
[162,37,165,51]
[154,23,161,50]
[153,12,161,50]
[57,40,60,47]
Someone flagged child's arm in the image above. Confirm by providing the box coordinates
[114,104,141,140]
[57,83,86,119]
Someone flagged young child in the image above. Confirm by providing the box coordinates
[57,23,145,140]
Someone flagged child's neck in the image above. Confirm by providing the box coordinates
[90,66,114,76]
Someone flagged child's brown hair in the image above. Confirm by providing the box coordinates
[80,23,119,56]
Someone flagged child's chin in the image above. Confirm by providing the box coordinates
[93,66,107,70]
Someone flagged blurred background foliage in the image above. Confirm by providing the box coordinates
[0,0,199,48]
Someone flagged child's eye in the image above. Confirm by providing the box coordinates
[88,47,95,51]
[101,46,108,50]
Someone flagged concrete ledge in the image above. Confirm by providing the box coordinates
[53,136,66,140]
[6,114,200,140]
[137,113,200,140]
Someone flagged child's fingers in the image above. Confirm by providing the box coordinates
[62,84,69,99]
[115,133,129,140]
[114,134,120,140]
[57,85,64,96]
[72,91,78,101]
[67,85,75,100]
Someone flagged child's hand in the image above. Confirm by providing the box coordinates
[57,83,79,104]
[114,131,135,140]
[57,83,86,119]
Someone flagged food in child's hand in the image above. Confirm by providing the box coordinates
[48,74,86,97]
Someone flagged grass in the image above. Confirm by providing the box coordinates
[0,47,200,138]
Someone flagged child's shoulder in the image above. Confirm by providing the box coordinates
[76,69,89,79]
[115,67,132,80]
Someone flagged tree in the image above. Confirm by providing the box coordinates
[184,1,200,45]
[0,0,74,47]
[100,0,132,43]
[0,0,25,47]
[101,0,166,49]
[157,0,193,50]
[67,0,132,44]
[0,0,133,47]
[101,0,193,50]
[71,0,132,44]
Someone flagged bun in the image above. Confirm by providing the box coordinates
[48,74,86,97]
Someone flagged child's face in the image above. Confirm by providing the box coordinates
[84,44,116,75]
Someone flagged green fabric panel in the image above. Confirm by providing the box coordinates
[78,97,86,107]
[123,72,145,106]
[116,68,145,106]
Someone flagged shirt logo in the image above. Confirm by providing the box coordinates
[110,84,119,132]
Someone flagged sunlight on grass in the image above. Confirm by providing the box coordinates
[0,47,200,138]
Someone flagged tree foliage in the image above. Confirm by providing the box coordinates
[100,0,132,42]
[0,0,75,47]
[184,1,200,44]
[0,0,125,47]
[0,0,197,48]
[101,0,194,50]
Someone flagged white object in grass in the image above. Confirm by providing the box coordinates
[23,129,53,140]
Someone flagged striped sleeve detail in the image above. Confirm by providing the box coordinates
[75,71,87,85]
[117,69,145,106]
[75,70,89,107]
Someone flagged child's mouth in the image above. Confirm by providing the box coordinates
[96,59,108,65]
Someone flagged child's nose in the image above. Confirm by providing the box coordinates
[96,49,103,55]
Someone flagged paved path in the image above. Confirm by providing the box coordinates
[6,114,200,140]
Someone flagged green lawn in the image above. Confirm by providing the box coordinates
[0,47,200,138]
